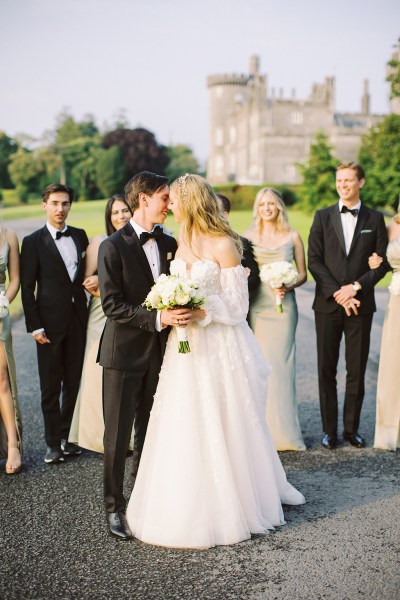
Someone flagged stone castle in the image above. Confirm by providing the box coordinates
[206,55,391,185]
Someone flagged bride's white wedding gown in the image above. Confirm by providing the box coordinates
[126,259,305,549]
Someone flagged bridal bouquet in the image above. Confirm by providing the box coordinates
[0,291,10,318]
[143,273,205,353]
[260,261,298,313]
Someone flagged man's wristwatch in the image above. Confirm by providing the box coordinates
[352,282,362,292]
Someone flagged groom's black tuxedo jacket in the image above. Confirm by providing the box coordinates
[308,203,389,314]
[97,222,177,371]
[20,225,89,333]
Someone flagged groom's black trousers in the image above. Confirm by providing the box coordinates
[315,310,373,438]
[102,336,162,513]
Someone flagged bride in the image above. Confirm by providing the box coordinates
[126,174,305,549]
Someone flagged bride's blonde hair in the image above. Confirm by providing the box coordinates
[394,199,400,224]
[170,174,242,255]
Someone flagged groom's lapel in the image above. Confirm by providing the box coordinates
[329,204,346,255]
[121,222,154,283]
[156,234,168,275]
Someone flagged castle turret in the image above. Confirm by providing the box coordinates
[361,79,370,115]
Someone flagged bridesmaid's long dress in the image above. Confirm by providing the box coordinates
[374,236,400,451]
[249,239,305,451]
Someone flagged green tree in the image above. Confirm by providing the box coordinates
[0,132,18,188]
[165,145,200,181]
[8,149,45,203]
[103,127,170,177]
[297,131,339,212]
[359,114,400,211]
[96,146,127,198]
[387,38,400,99]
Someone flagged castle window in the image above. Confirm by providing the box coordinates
[215,155,224,175]
[229,126,237,144]
[290,111,303,125]
[215,128,224,146]
[284,165,297,180]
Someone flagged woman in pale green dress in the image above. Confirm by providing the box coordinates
[243,189,307,451]
[0,225,23,473]
[69,196,132,452]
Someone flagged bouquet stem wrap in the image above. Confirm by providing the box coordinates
[176,327,190,353]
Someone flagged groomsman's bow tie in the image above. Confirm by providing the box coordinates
[140,226,163,245]
[56,229,71,240]
[341,205,359,217]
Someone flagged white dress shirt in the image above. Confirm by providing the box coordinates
[130,218,162,331]
[339,200,361,255]
[47,222,78,281]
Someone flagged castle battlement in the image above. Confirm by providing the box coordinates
[207,74,249,88]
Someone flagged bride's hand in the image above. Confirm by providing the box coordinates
[368,253,383,269]
[190,307,206,321]
[272,286,286,299]
[161,307,194,327]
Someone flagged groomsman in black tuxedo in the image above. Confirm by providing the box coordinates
[20,184,89,464]
[308,162,389,450]
[98,171,192,540]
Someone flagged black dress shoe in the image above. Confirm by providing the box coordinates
[343,433,365,448]
[321,434,337,450]
[44,447,64,464]
[106,512,132,540]
[61,440,82,456]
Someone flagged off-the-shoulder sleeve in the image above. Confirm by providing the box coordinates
[198,265,249,327]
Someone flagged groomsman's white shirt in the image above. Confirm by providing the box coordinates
[130,218,162,331]
[339,200,361,255]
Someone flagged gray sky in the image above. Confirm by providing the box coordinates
[1,0,399,163]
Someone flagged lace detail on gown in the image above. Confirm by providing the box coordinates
[126,259,305,549]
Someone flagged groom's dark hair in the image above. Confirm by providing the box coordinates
[125,171,169,211]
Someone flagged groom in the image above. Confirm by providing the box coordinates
[98,171,191,540]
[308,162,389,450]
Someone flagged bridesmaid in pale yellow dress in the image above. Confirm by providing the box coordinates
[369,211,400,451]
[243,188,307,451]
[69,195,132,452]
[0,225,23,473]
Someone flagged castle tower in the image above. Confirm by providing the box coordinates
[361,79,370,115]
[207,70,249,182]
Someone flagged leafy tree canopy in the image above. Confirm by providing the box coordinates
[165,145,200,182]
[386,38,400,99]
[103,127,169,178]
[359,114,400,211]
[297,131,339,213]
[0,131,18,188]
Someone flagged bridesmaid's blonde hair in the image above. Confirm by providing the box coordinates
[252,188,291,239]
[170,174,242,256]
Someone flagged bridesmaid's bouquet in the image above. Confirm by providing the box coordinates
[143,273,205,353]
[0,291,10,318]
[260,261,298,313]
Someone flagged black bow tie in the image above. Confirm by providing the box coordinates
[140,226,163,245]
[341,205,359,217]
[55,229,71,240]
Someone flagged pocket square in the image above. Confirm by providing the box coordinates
[167,252,173,260]
[360,230,372,234]
[81,251,86,258]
